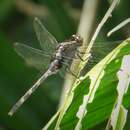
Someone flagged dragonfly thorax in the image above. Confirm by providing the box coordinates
[49,34,83,72]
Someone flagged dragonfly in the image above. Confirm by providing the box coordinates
[8,18,123,116]
[8,18,84,116]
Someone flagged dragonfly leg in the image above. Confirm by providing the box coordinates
[66,67,80,79]
[76,51,92,62]
[76,50,85,55]
[76,52,84,61]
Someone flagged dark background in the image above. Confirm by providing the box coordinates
[0,0,130,130]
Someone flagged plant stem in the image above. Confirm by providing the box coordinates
[59,0,99,107]
[107,18,130,37]
[79,0,120,72]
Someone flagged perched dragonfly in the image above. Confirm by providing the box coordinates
[8,18,84,116]
[8,18,123,116]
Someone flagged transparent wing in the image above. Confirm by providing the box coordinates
[82,40,123,50]
[62,40,123,60]
[33,17,58,53]
[61,40,124,75]
[14,43,51,71]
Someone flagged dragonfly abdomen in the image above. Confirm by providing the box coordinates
[49,59,63,72]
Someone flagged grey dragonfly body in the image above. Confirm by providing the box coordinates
[8,18,83,116]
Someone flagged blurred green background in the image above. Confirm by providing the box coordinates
[0,0,130,130]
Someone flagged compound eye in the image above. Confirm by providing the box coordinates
[71,34,83,44]
[71,34,76,40]
[76,35,83,42]
[77,35,83,43]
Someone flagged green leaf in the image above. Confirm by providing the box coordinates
[115,105,127,130]
[43,39,130,130]
[106,54,130,130]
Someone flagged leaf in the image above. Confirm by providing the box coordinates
[106,55,130,130]
[43,39,130,130]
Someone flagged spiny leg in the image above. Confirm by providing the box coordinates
[75,51,92,61]
[65,66,81,80]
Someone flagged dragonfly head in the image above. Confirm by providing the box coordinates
[71,34,83,46]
